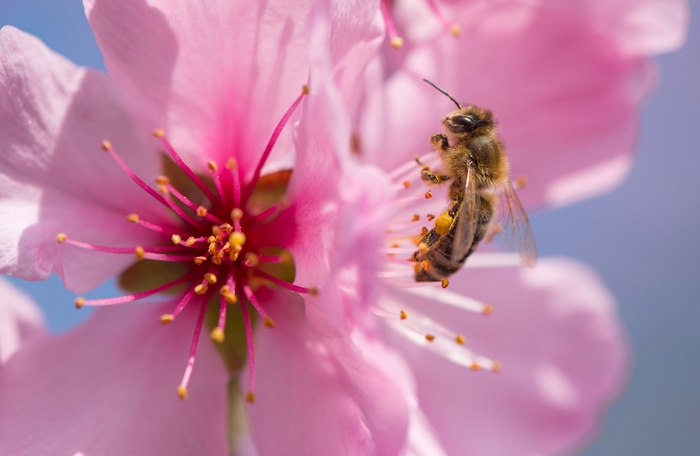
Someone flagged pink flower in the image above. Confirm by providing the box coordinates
[0,1,687,456]
[0,278,45,366]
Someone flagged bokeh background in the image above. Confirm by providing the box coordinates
[1,1,698,454]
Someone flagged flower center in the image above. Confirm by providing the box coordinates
[56,86,312,402]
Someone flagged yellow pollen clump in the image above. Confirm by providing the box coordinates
[390,37,404,49]
[185,237,196,246]
[441,278,449,289]
[171,234,182,245]
[229,232,246,251]
[224,292,237,304]
[157,184,169,195]
[492,361,502,373]
[451,23,461,37]
[516,175,528,189]
[302,85,310,95]
[420,227,429,236]
[56,233,67,243]
[210,328,225,344]
[204,273,217,284]
[212,226,222,236]
[421,260,431,271]
[434,212,453,235]
[455,334,466,345]
[196,206,208,217]
[153,129,165,138]
[126,213,139,223]
[155,175,169,185]
[160,314,174,324]
[226,158,238,170]
[400,310,408,320]
[100,140,112,151]
[264,317,275,328]
[424,190,432,199]
[245,253,260,267]
[412,214,420,222]
[470,363,481,371]
[177,385,188,400]
[194,256,207,265]
[194,284,208,295]
[482,304,493,315]
[403,181,411,188]
[135,246,145,259]
[308,287,320,296]
[220,223,233,233]
[417,242,428,253]
[413,263,422,273]
[207,160,218,171]
[425,334,435,342]
[427,214,435,221]
[207,235,217,244]
[74,297,85,309]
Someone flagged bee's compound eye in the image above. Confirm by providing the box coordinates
[452,115,477,131]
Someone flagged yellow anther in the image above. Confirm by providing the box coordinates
[221,242,232,253]
[441,278,449,289]
[226,158,238,169]
[207,235,216,244]
[309,287,320,296]
[204,273,217,284]
[194,284,208,295]
[421,260,431,271]
[516,175,528,189]
[451,23,461,37]
[126,213,139,223]
[100,140,112,151]
[219,285,230,295]
[196,206,208,217]
[425,334,435,342]
[74,297,85,309]
[400,310,408,320]
[155,175,170,185]
[160,314,174,324]
[244,252,259,267]
[412,214,420,222]
[210,328,225,344]
[482,304,493,315]
[194,256,207,265]
[212,251,224,265]
[153,129,165,138]
[220,223,233,233]
[207,160,218,171]
[224,292,238,304]
[492,361,502,373]
[171,234,182,245]
[264,317,275,328]
[56,233,67,243]
[245,391,256,403]
[212,225,222,236]
[427,214,435,221]
[470,363,481,371]
[157,184,169,194]
[302,85,310,95]
[424,190,432,199]
[231,208,244,221]
[413,263,422,273]
[229,232,247,250]
[177,385,188,400]
[403,181,411,188]
[420,227,429,236]
[185,237,196,246]
[390,37,404,49]
[455,334,466,345]
[435,212,453,235]
[135,246,145,259]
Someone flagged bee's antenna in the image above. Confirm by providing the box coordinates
[423,79,462,110]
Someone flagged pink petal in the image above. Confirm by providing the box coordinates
[0,301,228,455]
[0,278,45,365]
[387,258,628,455]
[83,0,314,173]
[246,290,410,455]
[0,27,165,292]
[362,1,659,209]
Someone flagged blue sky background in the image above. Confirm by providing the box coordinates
[1,1,698,454]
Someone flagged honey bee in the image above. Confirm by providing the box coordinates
[413,79,537,282]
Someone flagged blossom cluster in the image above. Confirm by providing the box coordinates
[0,0,687,454]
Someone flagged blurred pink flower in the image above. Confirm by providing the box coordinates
[0,1,688,456]
[0,278,45,365]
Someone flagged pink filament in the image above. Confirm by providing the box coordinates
[171,289,197,319]
[239,289,257,396]
[157,135,219,203]
[81,273,192,306]
[105,145,168,207]
[380,0,400,42]
[242,283,272,321]
[424,0,453,32]
[255,270,316,295]
[242,91,305,204]
[178,300,208,393]
[217,294,227,333]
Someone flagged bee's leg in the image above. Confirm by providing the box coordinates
[414,155,450,183]
[430,133,450,152]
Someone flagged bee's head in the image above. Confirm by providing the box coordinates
[444,106,495,137]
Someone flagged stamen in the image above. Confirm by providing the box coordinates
[210,294,228,344]
[380,0,403,48]
[161,289,197,323]
[75,273,192,307]
[424,0,460,36]
[242,88,306,205]
[239,288,257,404]
[208,160,228,208]
[165,183,225,225]
[177,300,208,400]
[242,283,274,328]
[226,158,242,209]
[153,130,218,203]
[254,270,318,295]
[157,182,206,229]
[101,140,168,207]
[126,213,175,234]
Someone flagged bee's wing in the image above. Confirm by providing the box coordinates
[494,181,538,267]
[449,163,478,263]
